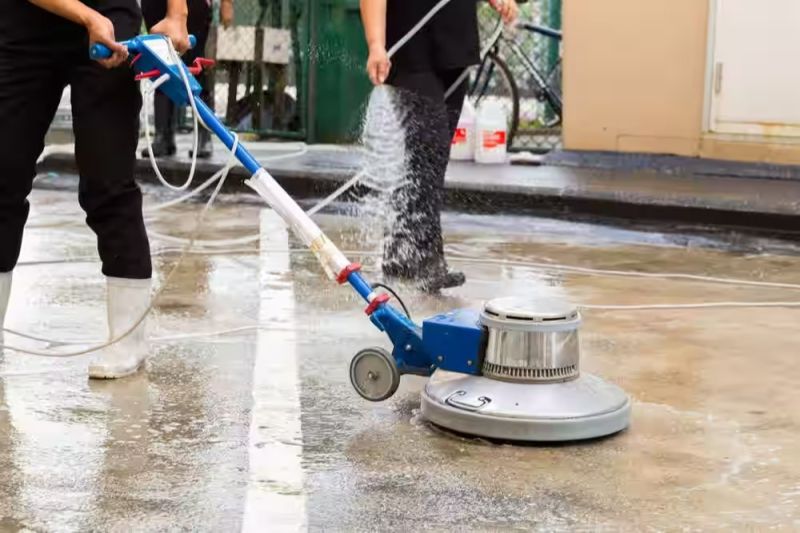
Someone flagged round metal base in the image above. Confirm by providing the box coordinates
[420,370,631,442]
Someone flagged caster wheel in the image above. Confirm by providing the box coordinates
[350,347,400,402]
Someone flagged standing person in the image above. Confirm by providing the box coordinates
[142,0,233,158]
[0,0,190,378]
[360,0,518,292]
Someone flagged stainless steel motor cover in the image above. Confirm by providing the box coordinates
[483,328,580,382]
[480,297,582,383]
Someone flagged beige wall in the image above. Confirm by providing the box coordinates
[562,0,800,164]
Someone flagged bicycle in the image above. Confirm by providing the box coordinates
[467,18,562,149]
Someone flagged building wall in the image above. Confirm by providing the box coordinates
[562,0,800,164]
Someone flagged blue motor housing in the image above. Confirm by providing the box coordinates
[422,308,485,375]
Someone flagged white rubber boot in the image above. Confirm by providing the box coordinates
[0,272,11,346]
[89,277,152,379]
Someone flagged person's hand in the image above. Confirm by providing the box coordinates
[220,0,234,28]
[85,11,128,68]
[489,0,519,24]
[366,45,391,85]
[151,15,191,54]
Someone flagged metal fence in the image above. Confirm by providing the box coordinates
[476,0,562,152]
[198,0,304,139]
[196,0,561,151]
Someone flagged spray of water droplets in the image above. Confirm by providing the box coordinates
[356,85,409,268]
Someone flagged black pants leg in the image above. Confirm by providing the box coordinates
[383,68,468,278]
[0,1,147,279]
[0,50,67,273]
[70,59,151,279]
[71,3,150,279]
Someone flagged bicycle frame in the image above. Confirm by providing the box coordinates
[472,20,563,125]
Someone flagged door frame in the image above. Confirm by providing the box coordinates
[704,0,800,138]
[702,0,718,134]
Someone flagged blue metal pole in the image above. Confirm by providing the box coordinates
[347,271,373,302]
[195,99,377,305]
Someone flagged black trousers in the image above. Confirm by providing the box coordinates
[143,0,212,135]
[383,68,468,278]
[0,9,151,279]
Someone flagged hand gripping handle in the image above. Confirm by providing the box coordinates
[89,35,196,60]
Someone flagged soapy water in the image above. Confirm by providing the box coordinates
[354,86,409,268]
[355,82,460,274]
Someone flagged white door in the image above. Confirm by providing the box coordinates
[708,0,800,137]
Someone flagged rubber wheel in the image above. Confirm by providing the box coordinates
[350,347,400,402]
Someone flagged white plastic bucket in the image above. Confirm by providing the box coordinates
[475,100,508,165]
[450,99,476,161]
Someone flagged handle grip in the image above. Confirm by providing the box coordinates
[89,34,196,60]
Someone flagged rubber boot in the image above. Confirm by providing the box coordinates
[141,93,176,158]
[382,262,466,293]
[189,127,213,159]
[0,272,11,346]
[89,277,152,380]
[420,269,466,293]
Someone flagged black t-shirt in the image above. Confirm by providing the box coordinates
[386,0,480,73]
[0,0,141,50]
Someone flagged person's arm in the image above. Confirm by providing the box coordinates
[489,0,519,24]
[360,0,390,85]
[149,0,192,53]
[220,0,234,28]
[26,0,128,68]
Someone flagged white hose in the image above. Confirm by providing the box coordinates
[444,253,800,292]
[445,19,505,99]
[142,76,198,192]
[2,324,296,348]
[146,168,370,247]
[148,231,259,247]
[580,301,800,311]
[387,0,455,58]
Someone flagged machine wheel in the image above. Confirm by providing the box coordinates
[349,347,400,402]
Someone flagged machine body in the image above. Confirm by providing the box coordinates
[92,37,631,441]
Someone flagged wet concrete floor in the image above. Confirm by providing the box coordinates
[1,187,799,531]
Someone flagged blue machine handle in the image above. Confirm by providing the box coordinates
[89,34,196,60]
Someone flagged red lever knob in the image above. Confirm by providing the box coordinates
[364,293,391,316]
[134,68,161,81]
[188,57,216,75]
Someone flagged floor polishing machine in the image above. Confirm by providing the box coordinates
[92,35,631,442]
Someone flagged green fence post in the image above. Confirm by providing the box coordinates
[307,0,372,143]
[546,0,562,74]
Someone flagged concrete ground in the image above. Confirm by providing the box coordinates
[1,186,800,530]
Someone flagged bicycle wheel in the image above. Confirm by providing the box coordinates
[467,51,520,146]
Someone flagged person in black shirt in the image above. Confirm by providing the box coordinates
[360,0,517,292]
[0,0,189,378]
